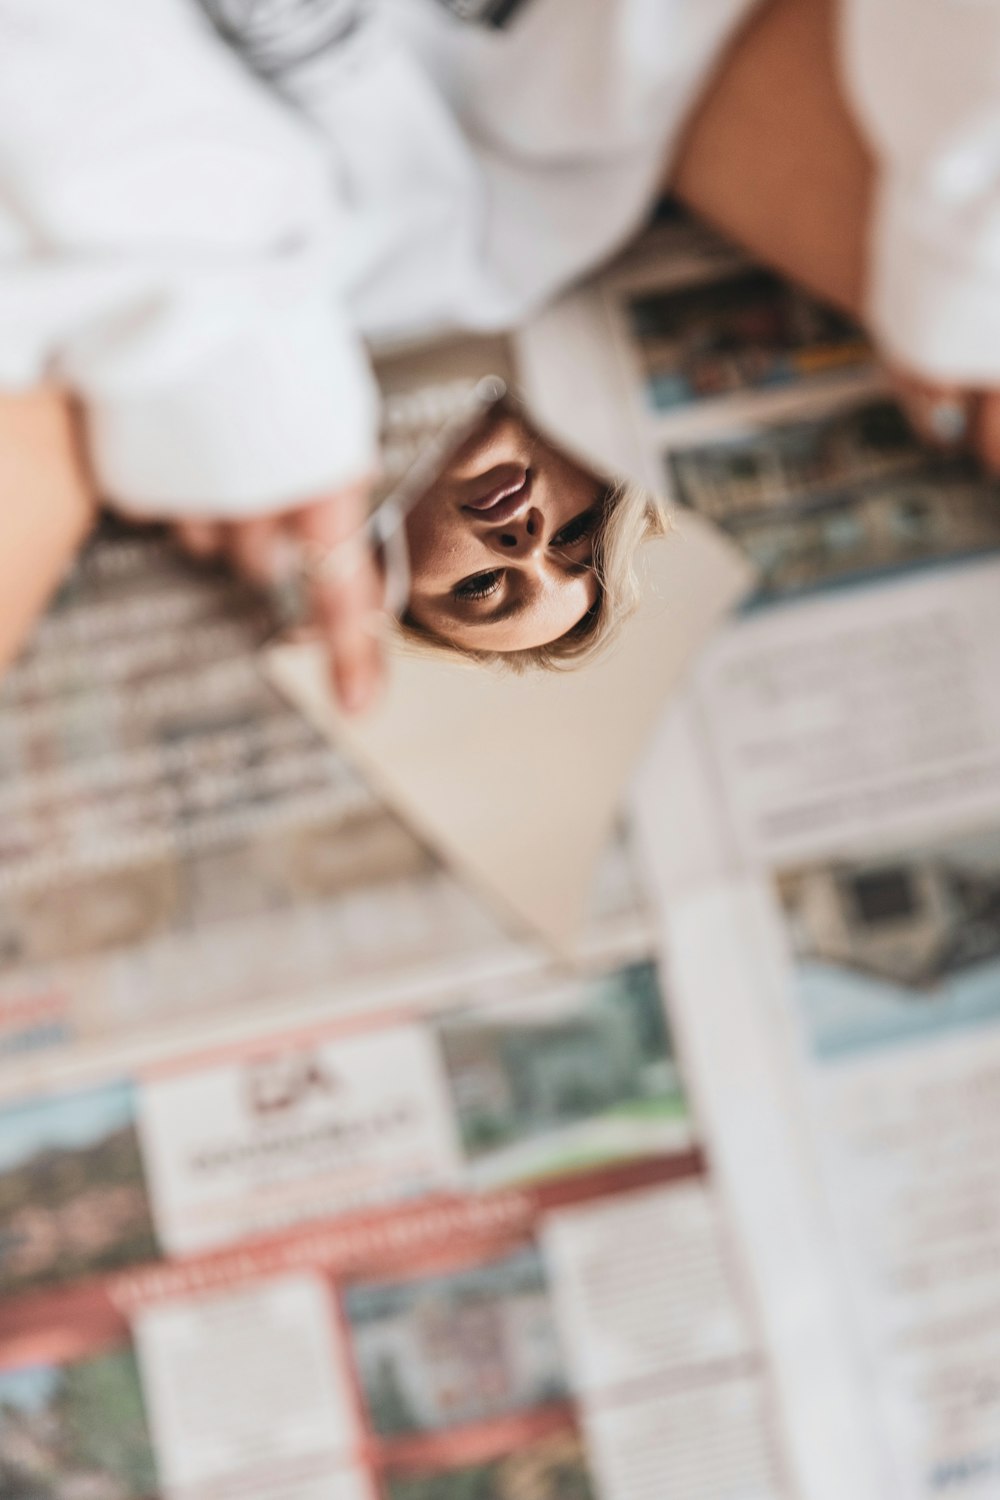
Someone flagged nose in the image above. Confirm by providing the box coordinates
[480,506,545,561]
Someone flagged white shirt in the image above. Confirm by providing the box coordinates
[0,0,995,516]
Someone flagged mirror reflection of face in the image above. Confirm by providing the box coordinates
[401,405,604,653]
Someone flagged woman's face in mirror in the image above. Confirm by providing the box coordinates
[401,405,603,653]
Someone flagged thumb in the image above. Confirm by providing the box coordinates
[293,482,385,716]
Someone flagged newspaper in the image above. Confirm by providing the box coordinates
[0,253,789,1500]
[6,203,989,1500]
[566,225,1000,1499]
[0,332,651,1085]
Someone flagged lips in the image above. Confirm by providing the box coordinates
[462,464,532,525]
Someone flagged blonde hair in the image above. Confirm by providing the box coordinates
[397,479,669,672]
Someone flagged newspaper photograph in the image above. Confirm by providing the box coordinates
[625,267,868,413]
[667,399,1000,604]
[0,952,685,1267]
[777,827,1000,1059]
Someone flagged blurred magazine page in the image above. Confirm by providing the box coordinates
[610,221,1000,1498]
[0,949,790,1500]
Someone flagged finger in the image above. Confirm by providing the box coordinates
[174,519,225,559]
[224,515,285,585]
[892,371,971,449]
[295,484,384,715]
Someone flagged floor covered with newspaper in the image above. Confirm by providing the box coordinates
[3,203,1000,1500]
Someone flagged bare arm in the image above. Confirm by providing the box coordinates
[670,0,872,322]
[0,391,97,674]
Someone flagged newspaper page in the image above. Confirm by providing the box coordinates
[563,217,1000,1499]
[0,300,788,1498]
[0,945,788,1500]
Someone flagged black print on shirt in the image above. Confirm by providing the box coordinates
[198,0,363,79]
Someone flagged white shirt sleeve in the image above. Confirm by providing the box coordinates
[842,0,1000,384]
[0,0,379,517]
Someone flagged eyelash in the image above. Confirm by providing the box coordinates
[551,507,598,549]
[454,570,504,601]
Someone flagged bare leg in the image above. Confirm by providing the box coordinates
[671,13,1000,496]
[670,0,872,322]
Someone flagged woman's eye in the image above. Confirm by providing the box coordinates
[552,507,598,550]
[454,569,504,602]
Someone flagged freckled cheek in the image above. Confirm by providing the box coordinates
[406,537,479,602]
[402,520,444,583]
[405,512,476,580]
